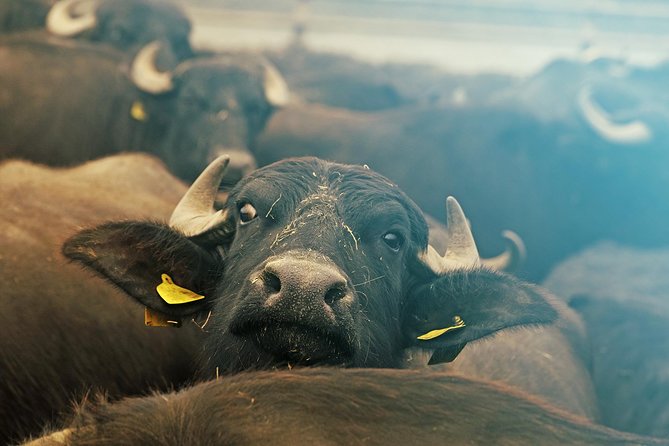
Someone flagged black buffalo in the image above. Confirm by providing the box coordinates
[1,0,192,65]
[24,369,668,446]
[544,242,669,437]
[0,154,589,444]
[64,156,559,378]
[0,34,288,183]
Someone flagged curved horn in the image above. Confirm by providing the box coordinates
[578,87,651,144]
[170,155,234,238]
[480,230,526,272]
[130,41,174,94]
[263,62,290,107]
[46,0,98,37]
[421,196,480,274]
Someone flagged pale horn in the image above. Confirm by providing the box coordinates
[130,41,174,94]
[262,62,290,107]
[169,155,234,239]
[480,230,526,272]
[421,196,480,274]
[46,0,98,37]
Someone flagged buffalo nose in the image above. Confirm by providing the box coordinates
[261,258,350,308]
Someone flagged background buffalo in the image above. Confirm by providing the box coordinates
[255,48,669,281]
[544,243,669,437]
[0,155,202,444]
[0,33,288,183]
[0,0,193,67]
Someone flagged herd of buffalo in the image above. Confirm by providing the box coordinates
[1,0,668,444]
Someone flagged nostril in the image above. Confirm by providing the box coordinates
[263,270,282,293]
[324,283,348,306]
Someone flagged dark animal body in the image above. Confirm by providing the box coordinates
[0,155,202,444]
[60,155,602,423]
[0,0,55,33]
[0,33,286,182]
[0,154,599,443]
[25,369,668,446]
[544,242,669,437]
[0,0,193,64]
[64,156,560,375]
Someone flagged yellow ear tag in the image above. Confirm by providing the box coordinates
[130,100,148,121]
[156,274,205,305]
[417,316,466,341]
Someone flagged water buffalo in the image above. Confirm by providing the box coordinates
[23,369,668,446]
[1,0,192,65]
[63,157,579,401]
[0,153,556,444]
[0,34,288,183]
[0,154,203,444]
[544,242,669,437]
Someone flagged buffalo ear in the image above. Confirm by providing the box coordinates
[402,268,558,364]
[63,221,220,317]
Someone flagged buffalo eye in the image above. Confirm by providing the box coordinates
[239,202,258,224]
[382,231,404,252]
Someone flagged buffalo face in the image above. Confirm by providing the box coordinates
[47,0,193,64]
[130,50,288,184]
[63,157,557,376]
[198,159,428,370]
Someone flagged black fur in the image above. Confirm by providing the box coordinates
[65,157,558,378]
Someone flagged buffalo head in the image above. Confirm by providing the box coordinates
[47,0,193,65]
[64,156,556,375]
[128,45,289,184]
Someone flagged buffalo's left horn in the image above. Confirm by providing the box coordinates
[46,0,98,37]
[480,230,526,273]
[130,41,174,94]
[263,62,290,107]
[421,196,480,274]
[170,155,234,239]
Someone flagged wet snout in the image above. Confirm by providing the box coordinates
[260,257,351,313]
[231,253,358,363]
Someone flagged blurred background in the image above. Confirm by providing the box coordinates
[177,0,669,281]
[3,0,669,280]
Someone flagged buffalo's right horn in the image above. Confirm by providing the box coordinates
[130,41,175,94]
[46,0,98,36]
[480,230,526,273]
[262,62,290,107]
[578,86,651,144]
[420,197,481,274]
[170,155,235,240]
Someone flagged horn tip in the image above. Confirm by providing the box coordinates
[501,229,527,260]
[446,196,463,210]
[213,154,231,166]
